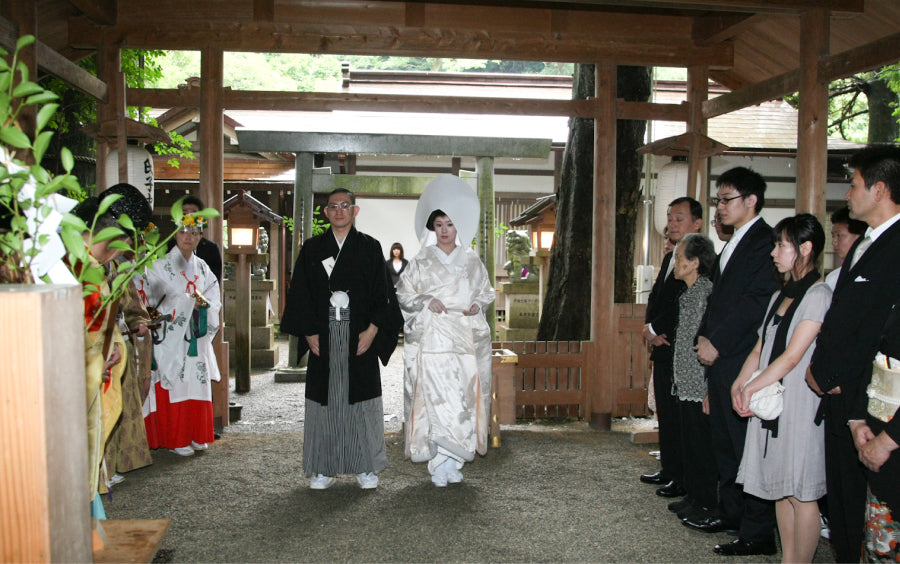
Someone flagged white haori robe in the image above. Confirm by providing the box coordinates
[397,244,495,466]
[142,247,221,416]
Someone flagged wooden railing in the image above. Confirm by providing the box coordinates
[492,302,651,421]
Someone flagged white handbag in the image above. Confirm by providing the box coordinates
[746,369,784,421]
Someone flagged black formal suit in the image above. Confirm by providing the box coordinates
[811,218,900,563]
[866,297,900,522]
[699,217,779,541]
[645,252,686,484]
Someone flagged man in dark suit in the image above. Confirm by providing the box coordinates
[808,146,900,563]
[640,197,703,500]
[686,167,780,556]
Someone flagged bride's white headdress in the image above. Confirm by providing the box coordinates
[414,175,480,248]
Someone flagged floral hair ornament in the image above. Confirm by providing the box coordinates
[143,221,159,234]
[176,213,207,232]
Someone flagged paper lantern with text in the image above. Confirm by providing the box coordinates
[654,158,689,236]
[104,145,154,209]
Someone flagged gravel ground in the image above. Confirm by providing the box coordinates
[224,337,406,436]
[100,337,838,563]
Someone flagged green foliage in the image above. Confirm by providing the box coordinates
[282,206,329,236]
[312,206,329,235]
[0,37,219,327]
[0,35,81,283]
[786,65,900,143]
[41,49,194,167]
[150,52,575,92]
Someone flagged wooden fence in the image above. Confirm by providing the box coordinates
[493,302,650,420]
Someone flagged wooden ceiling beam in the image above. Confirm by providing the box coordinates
[68,1,732,67]
[0,15,107,101]
[128,87,690,121]
[67,0,117,26]
[85,25,733,67]
[692,13,758,43]
[431,0,864,13]
[704,30,900,119]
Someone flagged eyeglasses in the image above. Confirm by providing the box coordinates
[325,202,355,211]
[710,194,744,207]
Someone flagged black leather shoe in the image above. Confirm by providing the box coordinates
[656,481,686,497]
[682,516,738,534]
[713,538,777,556]
[678,505,707,521]
[640,471,666,485]
[668,498,691,513]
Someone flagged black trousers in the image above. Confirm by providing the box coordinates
[678,398,717,510]
[653,360,683,483]
[708,356,776,541]
[824,417,866,563]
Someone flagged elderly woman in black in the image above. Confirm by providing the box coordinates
[668,234,720,527]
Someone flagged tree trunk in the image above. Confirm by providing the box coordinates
[863,75,900,143]
[537,65,649,341]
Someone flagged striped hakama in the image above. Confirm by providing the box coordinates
[303,305,387,477]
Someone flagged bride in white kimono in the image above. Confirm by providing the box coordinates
[396,175,495,487]
[142,213,221,456]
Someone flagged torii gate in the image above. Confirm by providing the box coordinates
[235,129,552,355]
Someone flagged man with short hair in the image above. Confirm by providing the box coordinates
[825,206,867,290]
[281,188,402,490]
[808,146,900,562]
[687,167,780,556]
[640,197,703,501]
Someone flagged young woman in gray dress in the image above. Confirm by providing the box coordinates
[733,214,831,564]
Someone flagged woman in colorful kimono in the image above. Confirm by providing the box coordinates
[142,211,221,456]
[396,175,496,487]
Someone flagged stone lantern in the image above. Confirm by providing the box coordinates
[223,191,283,393]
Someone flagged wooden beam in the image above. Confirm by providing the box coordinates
[704,31,900,119]
[456,0,863,13]
[692,12,758,43]
[616,100,689,122]
[129,87,691,122]
[237,131,552,158]
[68,0,117,26]
[819,31,900,86]
[253,0,274,22]
[0,16,107,101]
[70,2,734,67]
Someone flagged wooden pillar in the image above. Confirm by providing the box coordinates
[476,156,496,338]
[95,33,123,191]
[795,9,830,218]
[589,61,617,430]
[287,152,314,368]
[687,64,710,233]
[199,47,228,428]
[268,221,282,318]
[233,253,251,393]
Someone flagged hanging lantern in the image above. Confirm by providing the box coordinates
[104,145,155,209]
[654,157,689,237]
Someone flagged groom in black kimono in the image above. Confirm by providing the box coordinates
[281,188,402,490]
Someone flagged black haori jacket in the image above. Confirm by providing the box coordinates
[281,227,402,405]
